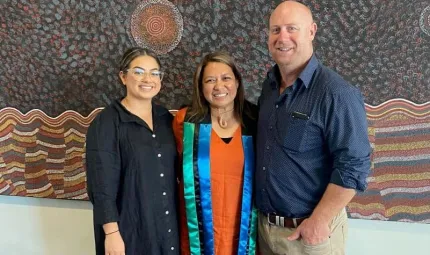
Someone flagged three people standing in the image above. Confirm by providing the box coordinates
[86,1,371,255]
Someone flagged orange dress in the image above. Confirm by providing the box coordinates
[173,108,255,255]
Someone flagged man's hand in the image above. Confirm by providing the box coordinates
[287,184,355,245]
[105,231,125,255]
[287,217,331,245]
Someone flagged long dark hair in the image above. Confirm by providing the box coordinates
[187,51,246,124]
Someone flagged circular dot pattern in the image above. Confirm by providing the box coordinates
[146,16,165,36]
[0,1,428,117]
[420,6,430,36]
[130,0,183,54]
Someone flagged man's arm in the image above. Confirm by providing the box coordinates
[289,85,371,244]
[309,184,355,225]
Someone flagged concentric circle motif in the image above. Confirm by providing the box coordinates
[131,0,183,54]
[420,6,430,36]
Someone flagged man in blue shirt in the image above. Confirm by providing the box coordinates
[256,1,371,254]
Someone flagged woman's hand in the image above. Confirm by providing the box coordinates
[105,231,125,255]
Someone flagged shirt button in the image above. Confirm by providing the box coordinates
[160,173,164,177]
[152,134,156,138]
[158,153,161,157]
[275,105,279,108]
[262,189,266,192]
[171,247,175,250]
[163,192,167,196]
[262,167,266,171]
[266,146,269,150]
[168,229,171,233]
[165,211,169,215]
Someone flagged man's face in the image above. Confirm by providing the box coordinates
[268,3,316,68]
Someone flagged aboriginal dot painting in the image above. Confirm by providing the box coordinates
[130,0,183,54]
[0,0,429,223]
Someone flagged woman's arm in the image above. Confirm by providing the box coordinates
[86,110,125,254]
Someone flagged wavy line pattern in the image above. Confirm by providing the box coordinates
[1,99,430,223]
[0,107,103,199]
[348,99,430,223]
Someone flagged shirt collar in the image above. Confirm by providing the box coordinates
[113,98,168,123]
[268,54,319,89]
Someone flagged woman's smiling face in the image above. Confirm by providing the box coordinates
[201,62,238,109]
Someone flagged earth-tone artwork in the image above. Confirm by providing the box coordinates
[0,0,429,223]
[352,99,430,223]
[130,0,183,54]
[0,107,102,199]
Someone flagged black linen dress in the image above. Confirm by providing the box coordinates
[85,99,179,255]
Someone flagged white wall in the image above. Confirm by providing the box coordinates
[347,218,430,255]
[0,195,94,255]
[1,195,429,255]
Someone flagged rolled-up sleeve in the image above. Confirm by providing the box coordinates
[325,88,371,191]
[85,112,121,225]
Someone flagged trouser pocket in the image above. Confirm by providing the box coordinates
[302,238,331,255]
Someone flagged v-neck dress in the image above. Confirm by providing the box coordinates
[209,126,244,254]
[173,107,257,255]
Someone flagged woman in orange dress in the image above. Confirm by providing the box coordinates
[173,52,257,255]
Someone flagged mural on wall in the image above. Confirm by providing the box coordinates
[130,0,184,54]
[352,99,430,223]
[0,0,429,223]
[0,107,101,199]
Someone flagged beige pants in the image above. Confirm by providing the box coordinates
[258,209,348,255]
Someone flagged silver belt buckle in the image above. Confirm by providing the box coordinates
[267,213,274,225]
[279,216,285,227]
[267,213,286,227]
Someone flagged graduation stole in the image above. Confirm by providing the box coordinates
[182,122,257,255]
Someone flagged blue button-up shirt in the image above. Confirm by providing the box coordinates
[256,55,371,218]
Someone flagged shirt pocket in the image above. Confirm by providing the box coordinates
[276,115,308,153]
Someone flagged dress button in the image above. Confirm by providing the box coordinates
[160,173,164,177]
[163,192,166,195]
[152,134,156,138]
[165,211,169,215]
[158,153,161,157]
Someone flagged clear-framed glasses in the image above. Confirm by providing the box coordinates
[125,67,164,81]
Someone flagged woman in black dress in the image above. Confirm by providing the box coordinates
[85,47,179,255]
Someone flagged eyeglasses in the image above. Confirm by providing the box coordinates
[125,68,164,81]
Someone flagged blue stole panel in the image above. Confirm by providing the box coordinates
[182,122,257,255]
[197,124,215,255]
